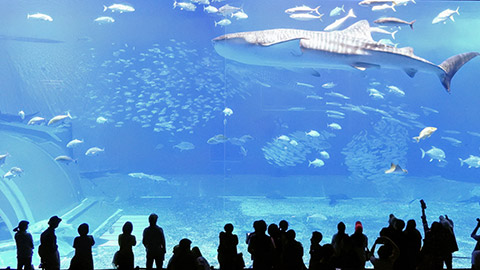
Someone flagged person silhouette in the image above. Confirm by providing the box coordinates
[192,246,211,270]
[218,223,239,270]
[248,220,274,270]
[471,218,480,270]
[39,216,62,270]
[167,238,196,270]
[116,221,137,270]
[69,223,95,270]
[143,214,166,270]
[14,220,34,270]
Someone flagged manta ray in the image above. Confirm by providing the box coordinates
[212,20,478,92]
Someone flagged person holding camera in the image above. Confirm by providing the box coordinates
[369,236,399,270]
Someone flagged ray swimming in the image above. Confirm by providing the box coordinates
[212,20,478,92]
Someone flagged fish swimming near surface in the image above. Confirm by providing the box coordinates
[421,146,446,162]
[385,163,408,174]
[374,17,416,30]
[212,20,479,92]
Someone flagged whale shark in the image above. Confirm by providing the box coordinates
[212,20,478,92]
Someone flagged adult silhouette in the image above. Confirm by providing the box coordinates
[39,216,62,270]
[143,214,166,270]
[218,223,239,270]
[116,221,137,270]
[14,220,34,270]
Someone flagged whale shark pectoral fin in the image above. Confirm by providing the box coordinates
[351,62,380,71]
[404,68,418,78]
[261,38,303,56]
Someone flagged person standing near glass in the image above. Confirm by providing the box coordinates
[14,220,34,270]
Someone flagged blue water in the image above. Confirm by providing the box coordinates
[1,0,480,268]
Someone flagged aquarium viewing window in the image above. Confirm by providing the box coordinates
[0,0,480,269]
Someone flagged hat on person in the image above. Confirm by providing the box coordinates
[355,221,363,232]
[13,220,29,232]
[48,216,62,226]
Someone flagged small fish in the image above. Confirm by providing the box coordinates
[459,155,480,168]
[215,18,231,27]
[327,114,345,119]
[395,0,416,6]
[324,8,356,31]
[223,107,233,116]
[330,5,345,17]
[306,95,323,100]
[67,139,84,148]
[320,151,330,159]
[3,171,15,179]
[289,13,324,21]
[296,82,314,88]
[55,155,77,164]
[207,134,228,144]
[94,16,115,24]
[231,10,248,20]
[374,17,415,30]
[306,130,320,137]
[128,172,167,182]
[327,123,342,130]
[285,5,321,15]
[103,4,135,13]
[420,106,439,115]
[9,167,23,176]
[277,135,290,141]
[173,1,197,11]
[441,136,461,146]
[432,7,459,24]
[27,13,53,21]
[218,4,242,16]
[372,4,396,12]
[96,116,108,124]
[421,146,446,162]
[384,163,408,174]
[290,140,299,146]
[325,92,350,100]
[85,147,104,156]
[308,158,325,168]
[48,112,72,126]
[204,5,218,13]
[322,82,336,89]
[27,116,45,125]
[413,127,437,142]
[174,142,195,151]
[18,111,25,120]
[358,0,397,7]
[387,85,405,97]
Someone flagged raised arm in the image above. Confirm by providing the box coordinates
[420,199,429,235]
[472,218,480,240]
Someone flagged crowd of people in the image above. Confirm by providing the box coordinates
[10,200,480,270]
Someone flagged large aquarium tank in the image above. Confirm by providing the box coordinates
[1,0,480,268]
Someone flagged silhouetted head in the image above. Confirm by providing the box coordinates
[268,223,279,237]
[179,238,192,251]
[311,231,323,244]
[78,223,89,236]
[394,219,405,231]
[149,213,158,225]
[224,223,234,233]
[279,220,288,231]
[337,222,346,233]
[122,221,133,235]
[286,229,296,240]
[378,244,393,260]
[406,219,416,230]
[431,221,442,234]
[48,216,62,228]
[355,221,363,233]
[253,220,267,233]
[13,220,29,232]
[439,215,445,221]
[192,246,202,258]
